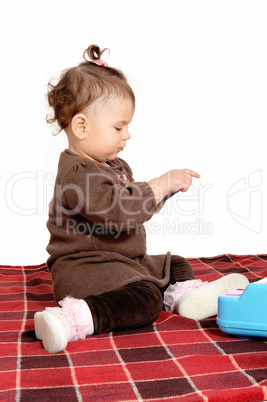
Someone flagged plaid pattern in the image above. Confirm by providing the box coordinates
[1,254,267,401]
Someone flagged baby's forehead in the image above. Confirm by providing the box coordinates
[87,95,134,118]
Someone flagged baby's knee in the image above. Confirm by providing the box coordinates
[138,281,163,323]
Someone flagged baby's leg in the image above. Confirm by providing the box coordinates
[169,255,195,284]
[85,280,163,333]
[35,280,162,353]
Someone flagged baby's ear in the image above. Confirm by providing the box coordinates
[71,114,88,139]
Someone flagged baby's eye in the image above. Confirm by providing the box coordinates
[115,127,122,131]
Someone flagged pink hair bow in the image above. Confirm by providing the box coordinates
[93,58,108,67]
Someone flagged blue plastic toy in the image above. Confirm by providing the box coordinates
[217,279,267,339]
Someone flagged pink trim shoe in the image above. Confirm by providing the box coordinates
[34,307,75,353]
[175,274,249,320]
[34,297,94,353]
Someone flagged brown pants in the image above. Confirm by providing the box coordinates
[84,255,195,334]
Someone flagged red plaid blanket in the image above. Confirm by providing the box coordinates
[1,254,267,401]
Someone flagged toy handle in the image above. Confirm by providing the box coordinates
[157,190,179,206]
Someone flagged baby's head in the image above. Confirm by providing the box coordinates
[46,45,135,134]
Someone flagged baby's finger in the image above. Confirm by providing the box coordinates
[184,169,201,178]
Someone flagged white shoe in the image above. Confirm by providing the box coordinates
[34,307,76,353]
[175,274,249,320]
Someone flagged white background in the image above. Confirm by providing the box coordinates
[1,0,266,265]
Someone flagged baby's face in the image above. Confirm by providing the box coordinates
[83,97,134,163]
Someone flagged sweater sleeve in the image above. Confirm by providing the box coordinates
[60,159,158,231]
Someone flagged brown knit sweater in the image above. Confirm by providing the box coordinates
[46,149,171,301]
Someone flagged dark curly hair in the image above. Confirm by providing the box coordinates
[46,45,135,134]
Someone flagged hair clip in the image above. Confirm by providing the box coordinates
[93,58,108,67]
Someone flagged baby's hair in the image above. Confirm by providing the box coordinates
[46,44,135,134]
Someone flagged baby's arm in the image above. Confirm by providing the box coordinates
[148,169,200,205]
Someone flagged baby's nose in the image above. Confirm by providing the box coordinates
[123,129,131,140]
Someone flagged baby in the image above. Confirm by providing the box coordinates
[35,45,248,353]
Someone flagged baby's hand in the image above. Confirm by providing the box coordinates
[148,169,200,205]
[169,169,200,193]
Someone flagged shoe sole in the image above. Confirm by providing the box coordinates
[34,311,68,353]
[177,274,249,320]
